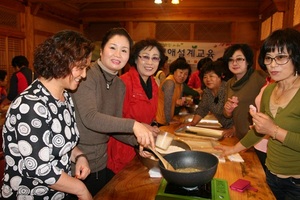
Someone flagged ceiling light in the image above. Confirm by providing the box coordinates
[171,0,179,4]
[154,0,162,4]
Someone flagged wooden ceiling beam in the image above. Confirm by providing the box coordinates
[80,8,259,22]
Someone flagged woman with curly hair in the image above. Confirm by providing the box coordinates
[1,30,94,200]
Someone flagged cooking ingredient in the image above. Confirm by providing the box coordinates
[175,167,202,173]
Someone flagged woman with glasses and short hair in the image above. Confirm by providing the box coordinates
[156,57,191,126]
[222,44,267,139]
[107,38,165,174]
[216,28,300,200]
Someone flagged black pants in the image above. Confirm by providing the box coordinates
[254,148,267,172]
[67,168,115,199]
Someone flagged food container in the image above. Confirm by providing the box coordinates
[175,126,223,140]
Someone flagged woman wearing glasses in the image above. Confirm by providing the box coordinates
[107,39,165,174]
[216,28,300,200]
[156,57,191,126]
[222,44,267,139]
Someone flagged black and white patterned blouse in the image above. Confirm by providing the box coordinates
[1,80,79,199]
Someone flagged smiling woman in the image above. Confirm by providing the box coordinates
[156,57,191,126]
[1,30,95,200]
[107,38,166,174]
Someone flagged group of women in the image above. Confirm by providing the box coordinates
[1,27,300,200]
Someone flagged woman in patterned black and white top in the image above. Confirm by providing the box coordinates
[1,30,94,200]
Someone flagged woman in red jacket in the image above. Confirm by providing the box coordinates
[107,39,166,173]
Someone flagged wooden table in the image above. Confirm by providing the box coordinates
[94,124,275,200]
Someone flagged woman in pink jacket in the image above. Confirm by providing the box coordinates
[107,39,166,173]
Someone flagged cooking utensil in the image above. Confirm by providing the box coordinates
[158,151,218,187]
[137,139,191,169]
[175,126,223,140]
[148,146,175,171]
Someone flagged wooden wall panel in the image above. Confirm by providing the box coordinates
[131,22,156,41]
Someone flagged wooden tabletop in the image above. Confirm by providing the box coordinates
[94,123,275,200]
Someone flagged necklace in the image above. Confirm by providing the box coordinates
[274,76,299,104]
[98,65,116,90]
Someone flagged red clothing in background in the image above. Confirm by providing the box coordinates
[107,67,158,173]
[187,70,201,89]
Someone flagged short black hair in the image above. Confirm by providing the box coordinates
[169,57,191,75]
[129,38,166,69]
[258,28,300,74]
[223,44,254,70]
[11,55,29,68]
[0,70,7,81]
[197,57,212,71]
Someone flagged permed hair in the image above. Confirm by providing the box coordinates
[34,30,94,79]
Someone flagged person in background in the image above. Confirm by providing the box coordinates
[187,57,212,94]
[0,55,37,109]
[156,57,191,126]
[1,30,94,199]
[216,28,300,200]
[107,39,165,174]
[0,70,7,104]
[155,55,169,86]
[71,28,156,196]
[223,44,267,139]
[180,60,234,137]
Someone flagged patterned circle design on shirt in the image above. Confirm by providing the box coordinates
[45,177,56,185]
[58,113,63,121]
[18,122,31,136]
[64,126,71,140]
[9,114,17,127]
[24,157,38,171]
[10,96,22,109]
[42,130,51,146]
[5,155,15,167]
[30,135,38,143]
[51,118,62,134]
[31,118,42,129]
[6,135,12,142]
[32,186,48,196]
[63,109,71,126]
[33,102,48,118]
[52,134,65,148]
[38,147,50,162]
[18,140,33,156]
[36,163,51,176]
[41,87,50,96]
[8,143,20,157]
[1,184,13,198]
[60,154,68,165]
[59,142,72,156]
[10,176,22,191]
[52,192,65,199]
[18,186,30,195]
[24,94,40,101]
[49,102,58,115]
[16,113,21,120]
[19,103,30,114]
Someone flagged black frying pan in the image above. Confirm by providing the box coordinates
[159,151,218,187]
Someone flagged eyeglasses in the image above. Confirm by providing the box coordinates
[138,55,160,63]
[228,57,245,65]
[264,55,290,65]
